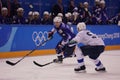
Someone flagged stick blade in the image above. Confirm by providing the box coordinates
[33,61,44,67]
[6,61,16,66]
[33,61,53,67]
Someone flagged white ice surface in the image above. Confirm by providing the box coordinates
[0,50,120,80]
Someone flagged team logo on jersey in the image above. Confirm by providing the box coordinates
[58,29,63,33]
[58,29,66,36]
[32,31,48,46]
[62,34,66,36]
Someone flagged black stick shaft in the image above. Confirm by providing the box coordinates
[33,61,53,67]
[6,38,51,66]
[33,57,65,67]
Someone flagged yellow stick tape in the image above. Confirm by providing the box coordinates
[0,49,56,58]
[0,45,120,58]
[105,45,120,50]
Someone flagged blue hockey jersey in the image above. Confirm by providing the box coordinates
[53,23,75,42]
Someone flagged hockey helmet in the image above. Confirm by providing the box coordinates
[53,16,62,23]
[77,22,86,31]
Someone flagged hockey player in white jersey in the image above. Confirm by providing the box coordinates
[69,22,106,72]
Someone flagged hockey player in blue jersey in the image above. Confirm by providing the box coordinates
[48,16,76,63]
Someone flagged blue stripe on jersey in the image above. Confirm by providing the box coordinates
[96,61,101,66]
[77,58,84,63]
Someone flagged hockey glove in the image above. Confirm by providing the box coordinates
[48,31,54,39]
[53,55,63,63]
[68,40,77,47]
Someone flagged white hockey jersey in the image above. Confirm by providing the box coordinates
[73,30,105,46]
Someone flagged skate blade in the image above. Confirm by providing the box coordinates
[75,70,86,73]
[54,62,63,64]
[96,70,107,73]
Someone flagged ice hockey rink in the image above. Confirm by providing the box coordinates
[0,50,120,80]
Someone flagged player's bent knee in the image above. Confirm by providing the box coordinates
[89,53,101,60]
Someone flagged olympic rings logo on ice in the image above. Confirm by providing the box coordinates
[32,31,48,46]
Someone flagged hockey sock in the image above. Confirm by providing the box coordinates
[92,59,104,69]
[74,46,85,66]
[77,58,85,66]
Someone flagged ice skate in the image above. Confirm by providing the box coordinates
[74,65,86,73]
[95,67,106,72]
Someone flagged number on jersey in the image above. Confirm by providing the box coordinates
[86,32,97,38]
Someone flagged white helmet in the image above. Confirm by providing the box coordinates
[17,8,24,12]
[53,16,62,23]
[1,7,8,11]
[57,13,63,17]
[100,0,105,4]
[43,11,49,15]
[77,22,86,31]
[28,11,33,15]
[95,0,100,2]
[34,11,39,16]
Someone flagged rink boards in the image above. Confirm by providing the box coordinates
[0,25,120,58]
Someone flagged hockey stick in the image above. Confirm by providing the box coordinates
[33,46,76,67]
[33,61,54,67]
[33,57,66,67]
[6,37,52,66]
